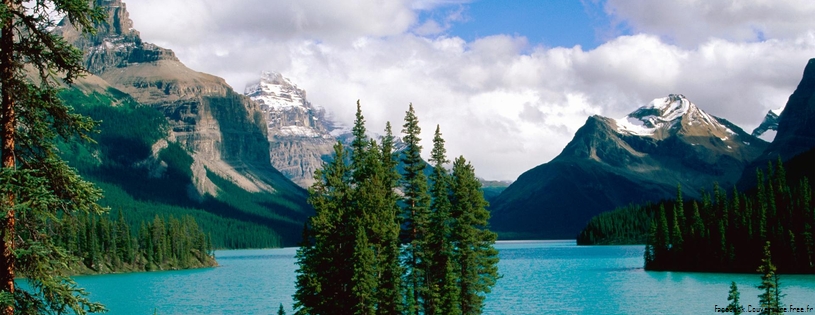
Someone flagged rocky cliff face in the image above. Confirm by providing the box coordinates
[56,0,304,199]
[490,94,768,239]
[244,72,338,188]
[751,109,782,142]
[739,58,815,188]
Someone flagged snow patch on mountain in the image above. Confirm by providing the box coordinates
[245,71,308,111]
[614,94,734,137]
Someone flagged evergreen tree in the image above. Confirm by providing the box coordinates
[425,125,459,315]
[400,104,431,315]
[450,156,499,315]
[671,203,684,254]
[654,205,670,264]
[376,122,404,315]
[643,220,656,268]
[278,303,286,315]
[727,281,742,315]
[0,0,107,313]
[757,242,780,315]
[675,184,686,230]
[348,102,377,314]
[294,142,353,315]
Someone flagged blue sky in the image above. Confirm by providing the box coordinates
[125,0,815,180]
[432,0,611,50]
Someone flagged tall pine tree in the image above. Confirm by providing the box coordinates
[294,142,353,315]
[376,122,405,315]
[757,241,781,315]
[400,104,431,315]
[450,156,499,315]
[425,125,460,315]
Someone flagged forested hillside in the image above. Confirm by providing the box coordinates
[579,158,815,273]
[55,211,216,274]
[59,87,309,248]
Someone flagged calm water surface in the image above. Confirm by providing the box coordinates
[72,240,815,314]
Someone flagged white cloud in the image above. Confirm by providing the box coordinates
[122,0,815,181]
[603,0,815,47]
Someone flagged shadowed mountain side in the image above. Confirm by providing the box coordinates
[739,58,815,189]
[490,95,767,240]
[489,160,672,239]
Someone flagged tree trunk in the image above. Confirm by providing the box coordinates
[0,0,16,313]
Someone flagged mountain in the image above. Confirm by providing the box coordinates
[739,58,815,189]
[751,108,782,142]
[489,94,768,239]
[479,178,512,205]
[244,72,339,188]
[53,0,311,247]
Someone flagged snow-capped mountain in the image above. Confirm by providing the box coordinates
[616,94,735,139]
[751,108,783,142]
[244,72,339,188]
[490,94,768,239]
[245,71,337,139]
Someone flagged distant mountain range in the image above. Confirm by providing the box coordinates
[54,0,311,247]
[489,94,769,239]
[51,1,815,246]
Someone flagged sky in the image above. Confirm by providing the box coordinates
[123,0,815,181]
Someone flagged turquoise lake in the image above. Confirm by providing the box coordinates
[70,240,815,314]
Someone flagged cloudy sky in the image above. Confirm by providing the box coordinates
[124,0,815,181]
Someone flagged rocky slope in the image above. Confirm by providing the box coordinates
[739,58,815,189]
[751,108,782,142]
[490,94,768,239]
[244,72,338,187]
[54,0,309,245]
[61,0,304,195]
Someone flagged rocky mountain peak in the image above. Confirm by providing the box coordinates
[751,108,783,141]
[94,0,136,37]
[57,0,179,75]
[245,71,308,111]
[491,94,768,239]
[739,58,815,188]
[245,72,334,138]
[614,94,729,139]
[244,72,339,188]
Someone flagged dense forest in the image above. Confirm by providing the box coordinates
[52,211,216,274]
[579,158,815,273]
[58,87,306,248]
[294,103,499,315]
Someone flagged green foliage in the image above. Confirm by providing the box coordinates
[582,159,815,274]
[450,156,500,315]
[577,203,653,245]
[757,242,782,315]
[727,281,742,315]
[53,211,215,273]
[294,103,498,315]
[400,104,432,315]
[0,0,108,313]
[56,86,309,249]
[294,142,353,315]
[425,125,458,315]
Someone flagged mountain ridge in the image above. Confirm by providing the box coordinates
[54,0,311,247]
[490,94,767,239]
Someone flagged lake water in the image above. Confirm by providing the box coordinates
[70,240,815,314]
